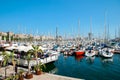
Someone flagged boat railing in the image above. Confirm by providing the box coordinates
[8,54,59,66]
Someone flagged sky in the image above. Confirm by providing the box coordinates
[0,0,120,38]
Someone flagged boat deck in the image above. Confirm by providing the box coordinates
[16,54,59,66]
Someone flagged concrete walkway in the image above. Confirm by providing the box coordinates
[24,73,83,80]
[0,65,83,80]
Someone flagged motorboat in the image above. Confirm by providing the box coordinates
[100,48,113,58]
[74,50,85,56]
[85,50,96,57]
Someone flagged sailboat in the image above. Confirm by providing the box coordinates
[112,27,120,53]
[99,11,113,58]
[74,19,85,56]
[85,17,96,57]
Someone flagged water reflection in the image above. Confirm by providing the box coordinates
[43,62,57,74]
[115,54,120,62]
[64,55,69,59]
[86,56,95,64]
[100,57,113,67]
[75,55,84,61]
[53,54,120,80]
[48,67,58,74]
[101,57,113,63]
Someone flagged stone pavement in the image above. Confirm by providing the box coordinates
[0,65,83,80]
[24,73,83,80]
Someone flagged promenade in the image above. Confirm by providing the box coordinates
[25,73,82,80]
[0,65,83,80]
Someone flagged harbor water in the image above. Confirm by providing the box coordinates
[47,53,120,80]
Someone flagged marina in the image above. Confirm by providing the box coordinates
[0,40,120,80]
[0,0,120,80]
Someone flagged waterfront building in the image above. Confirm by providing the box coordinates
[0,32,7,41]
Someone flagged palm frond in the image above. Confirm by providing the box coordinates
[2,52,10,66]
[33,62,46,71]
[26,53,32,61]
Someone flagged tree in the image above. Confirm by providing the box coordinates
[26,52,32,74]
[9,51,18,74]
[2,51,10,78]
[30,45,43,65]
[33,62,46,75]
[29,45,43,75]
[25,50,33,79]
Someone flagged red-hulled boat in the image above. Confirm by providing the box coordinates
[75,50,85,56]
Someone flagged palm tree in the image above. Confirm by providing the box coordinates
[9,51,17,74]
[29,45,43,75]
[31,45,43,65]
[26,52,32,74]
[25,50,33,79]
[33,62,46,75]
[2,51,10,78]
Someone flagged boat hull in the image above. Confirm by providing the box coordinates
[101,52,113,58]
[85,51,96,57]
[75,50,85,56]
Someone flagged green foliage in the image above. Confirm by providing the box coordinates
[2,51,10,66]
[11,36,14,41]
[26,50,33,74]
[9,51,14,60]
[18,69,24,74]
[5,74,19,80]
[34,62,46,71]
[26,52,32,61]
[18,69,25,77]
[31,45,43,55]
[2,36,6,40]
[0,75,2,78]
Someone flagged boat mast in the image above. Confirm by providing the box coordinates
[115,27,117,39]
[56,26,58,44]
[89,17,92,41]
[104,11,107,43]
[90,17,92,38]
[78,19,80,41]
[118,25,120,38]
[107,24,110,41]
